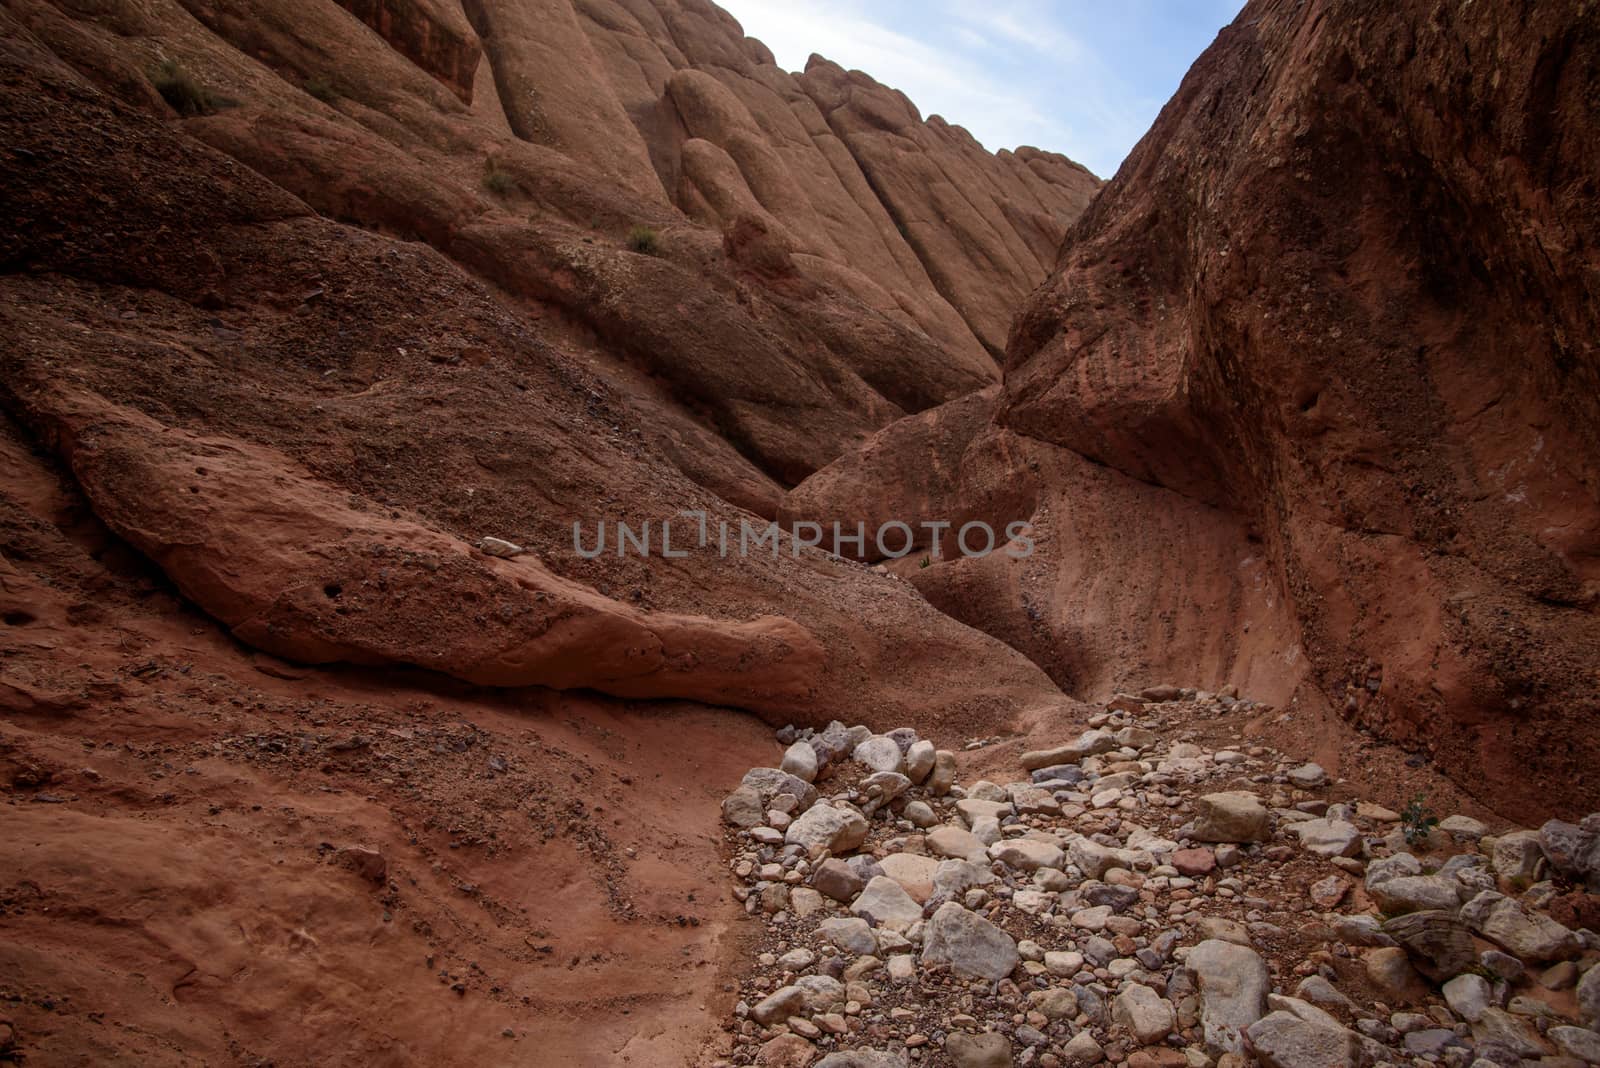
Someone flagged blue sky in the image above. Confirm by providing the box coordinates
[716,0,1246,178]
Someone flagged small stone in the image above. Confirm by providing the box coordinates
[850,876,924,929]
[878,853,940,902]
[1471,1007,1547,1058]
[991,837,1066,872]
[1286,763,1328,788]
[1245,1011,1359,1068]
[1363,947,1425,999]
[758,1034,816,1068]
[928,750,958,795]
[743,768,820,809]
[778,947,816,970]
[787,804,869,856]
[928,825,988,864]
[955,795,1011,823]
[905,740,936,783]
[478,536,524,558]
[812,858,867,904]
[819,917,878,956]
[335,845,387,884]
[1576,959,1600,1028]
[1308,875,1349,909]
[1438,814,1487,840]
[750,985,807,1025]
[1113,983,1175,1044]
[1461,889,1581,962]
[1540,818,1600,890]
[1173,848,1216,876]
[1068,836,1122,879]
[790,887,825,918]
[1060,1031,1105,1065]
[853,736,905,774]
[815,1053,905,1068]
[1331,914,1393,946]
[1383,910,1477,982]
[1480,949,1525,981]
[1045,950,1084,977]
[1029,987,1080,1021]
[1187,939,1270,1055]
[921,901,1019,980]
[945,1031,1012,1068]
[1020,729,1120,770]
[903,800,937,828]
[1194,792,1269,843]
[1369,875,1462,915]
[1289,818,1362,858]
[1442,973,1493,1022]
[1540,960,1579,990]
[781,742,819,782]
[1490,829,1545,882]
[723,785,765,828]
[1549,1024,1600,1064]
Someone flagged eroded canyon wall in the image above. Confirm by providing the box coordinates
[788,0,1600,820]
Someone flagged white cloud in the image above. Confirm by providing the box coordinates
[718,0,1098,165]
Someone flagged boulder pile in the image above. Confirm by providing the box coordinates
[715,692,1600,1067]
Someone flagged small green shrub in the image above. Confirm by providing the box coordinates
[150,59,219,116]
[482,165,515,196]
[304,75,338,103]
[626,224,661,255]
[1400,793,1440,847]
[919,555,931,569]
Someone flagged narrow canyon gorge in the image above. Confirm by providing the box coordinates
[0,0,1596,1065]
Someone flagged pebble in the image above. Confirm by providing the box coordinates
[717,719,1600,1068]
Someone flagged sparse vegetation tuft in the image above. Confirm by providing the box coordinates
[482,164,515,196]
[150,59,221,116]
[626,224,661,255]
[1400,793,1440,847]
[304,75,339,103]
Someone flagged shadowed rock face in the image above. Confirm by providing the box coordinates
[789,0,1600,820]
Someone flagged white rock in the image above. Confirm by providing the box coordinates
[1246,1011,1360,1068]
[1369,875,1462,915]
[1060,1031,1104,1065]
[780,741,819,782]
[1462,890,1581,962]
[928,825,988,863]
[878,853,940,903]
[1289,818,1362,858]
[1550,1024,1600,1064]
[989,837,1066,872]
[1580,961,1600,1028]
[1439,814,1487,839]
[850,876,924,930]
[478,536,525,558]
[818,917,878,956]
[920,901,1019,980]
[786,803,869,855]
[853,736,905,774]
[1442,973,1492,1022]
[1194,792,1270,843]
[955,798,1011,826]
[905,740,936,783]
[1187,939,1271,1054]
[1287,763,1328,788]
[789,887,825,919]
[1045,950,1085,977]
